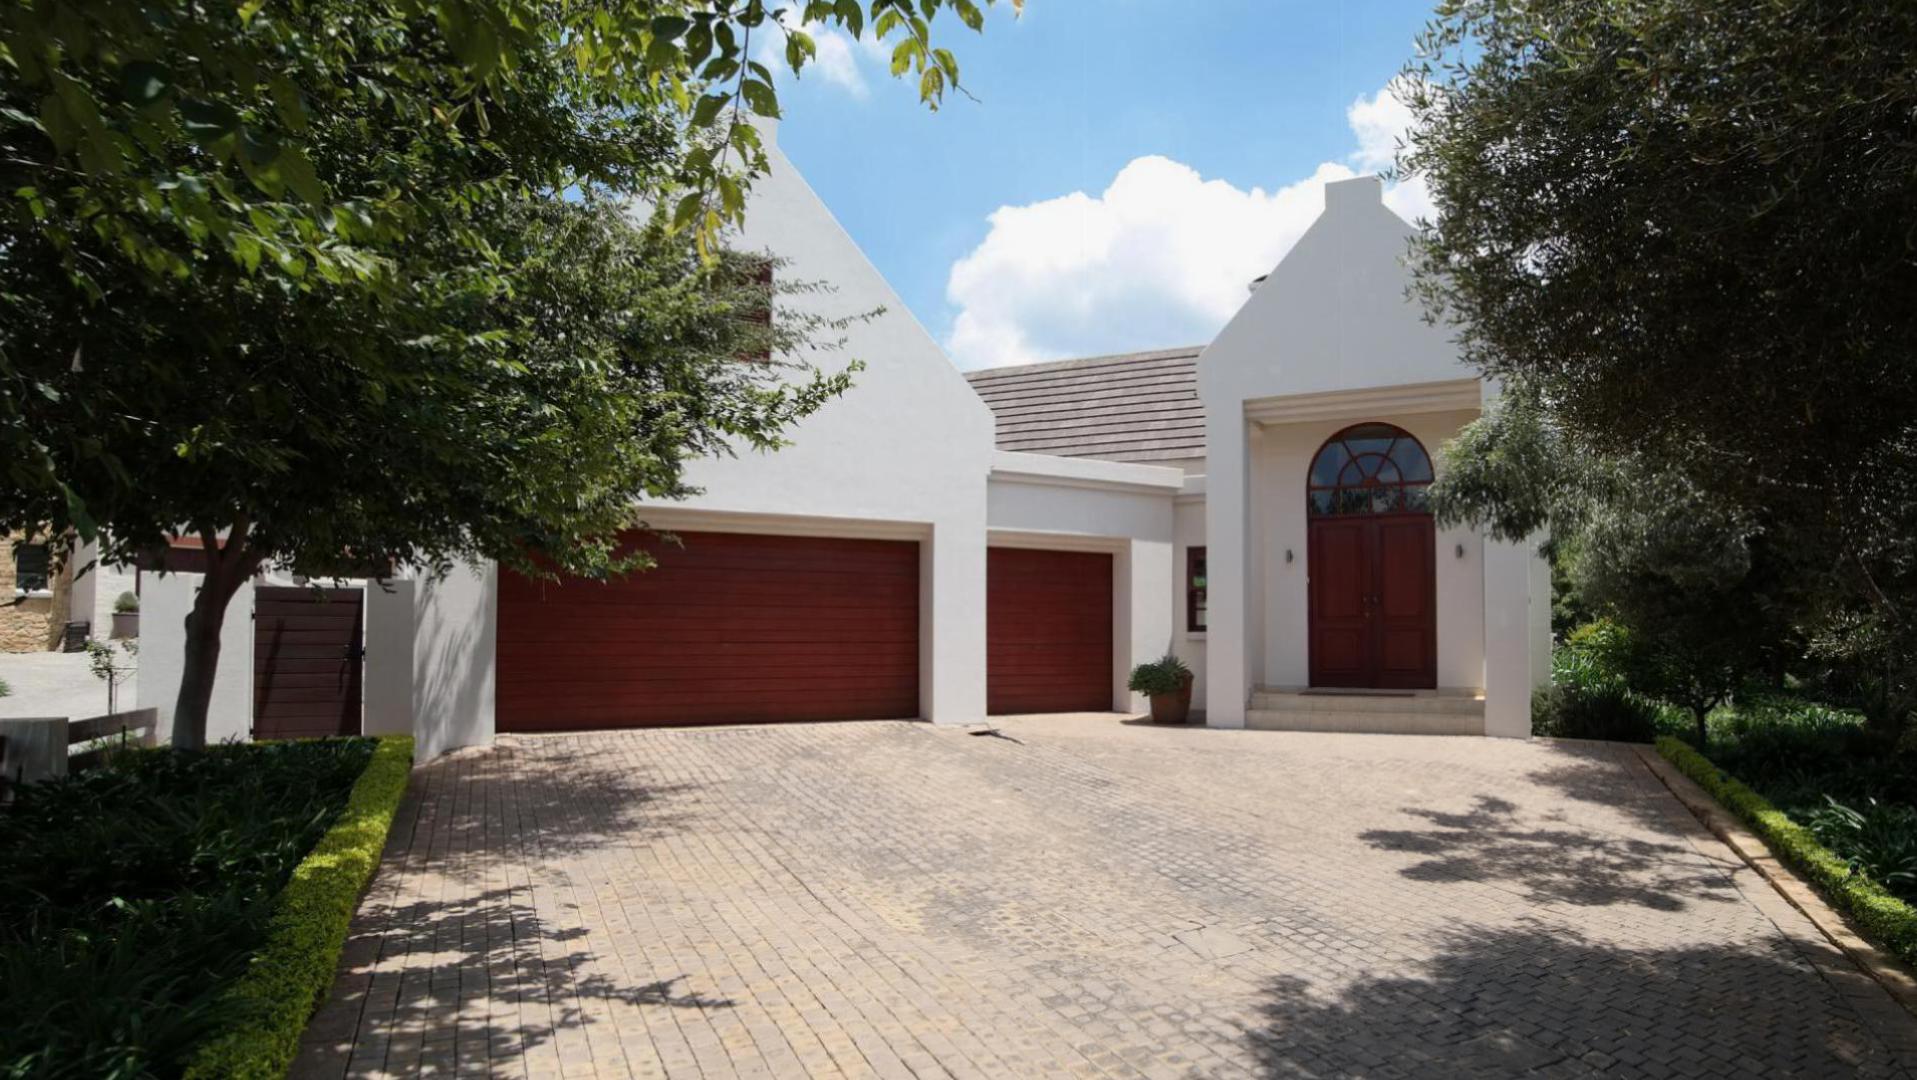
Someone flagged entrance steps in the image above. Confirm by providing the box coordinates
[1246,687,1486,736]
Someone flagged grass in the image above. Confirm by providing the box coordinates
[0,737,391,1078]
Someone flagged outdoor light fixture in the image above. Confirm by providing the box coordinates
[1455,543,1466,559]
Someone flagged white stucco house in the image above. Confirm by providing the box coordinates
[143,122,1549,758]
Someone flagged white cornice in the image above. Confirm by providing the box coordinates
[1241,378,1482,425]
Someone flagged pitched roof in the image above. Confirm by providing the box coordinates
[963,346,1205,464]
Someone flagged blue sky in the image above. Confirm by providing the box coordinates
[764,0,1439,369]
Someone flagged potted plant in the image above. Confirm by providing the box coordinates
[1128,654,1195,725]
[111,591,140,639]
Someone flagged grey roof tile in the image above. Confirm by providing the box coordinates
[964,347,1205,463]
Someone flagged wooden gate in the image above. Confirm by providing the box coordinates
[253,586,363,739]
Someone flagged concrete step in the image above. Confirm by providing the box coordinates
[1246,687,1486,736]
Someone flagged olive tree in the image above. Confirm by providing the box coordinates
[1402,0,1917,737]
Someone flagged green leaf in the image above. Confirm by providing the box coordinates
[276,147,325,203]
[739,78,780,118]
[836,0,864,38]
[785,30,817,73]
[691,91,729,128]
[891,38,918,76]
[651,15,691,40]
[671,191,704,231]
[179,99,242,139]
[120,61,171,108]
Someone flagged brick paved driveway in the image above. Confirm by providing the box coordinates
[297,718,1917,1078]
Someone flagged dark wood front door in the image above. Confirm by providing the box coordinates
[253,586,364,739]
[1307,515,1436,689]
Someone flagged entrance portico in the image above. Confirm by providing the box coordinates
[1196,176,1548,735]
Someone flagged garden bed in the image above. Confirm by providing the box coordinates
[0,735,411,1078]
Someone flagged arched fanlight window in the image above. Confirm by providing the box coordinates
[1306,422,1434,516]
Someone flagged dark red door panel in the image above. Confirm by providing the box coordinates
[1308,515,1437,689]
[498,531,919,730]
[987,548,1113,714]
[254,586,363,739]
[1374,518,1437,689]
[1308,519,1373,688]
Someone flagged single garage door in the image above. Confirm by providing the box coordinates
[497,531,919,731]
[987,547,1114,715]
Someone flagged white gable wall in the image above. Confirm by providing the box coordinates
[407,122,998,754]
[1199,177,1472,404]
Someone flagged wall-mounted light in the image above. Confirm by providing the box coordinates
[1285,549,1294,564]
[1455,543,1466,559]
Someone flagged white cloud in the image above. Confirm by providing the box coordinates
[757,25,890,99]
[944,81,1436,370]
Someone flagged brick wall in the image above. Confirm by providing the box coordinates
[1,533,73,653]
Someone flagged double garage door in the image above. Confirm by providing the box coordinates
[497,532,1113,731]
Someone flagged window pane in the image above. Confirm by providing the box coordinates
[1390,437,1434,482]
[14,545,50,592]
[1309,443,1350,487]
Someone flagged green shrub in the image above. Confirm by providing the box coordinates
[1656,736,1917,967]
[0,738,384,1078]
[0,677,9,698]
[1127,654,1193,697]
[1555,618,1638,692]
[113,591,140,614]
[1805,796,1917,898]
[1531,681,1662,742]
[185,736,412,1080]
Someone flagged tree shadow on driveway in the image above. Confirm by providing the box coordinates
[1360,794,1738,911]
[296,884,734,1077]
[1240,924,1907,1079]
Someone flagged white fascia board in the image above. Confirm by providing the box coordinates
[989,451,1186,496]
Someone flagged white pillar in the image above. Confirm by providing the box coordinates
[363,579,415,737]
[921,521,986,724]
[1118,537,1176,712]
[412,562,495,758]
[68,537,100,638]
[1482,535,1542,739]
[1204,413,1251,727]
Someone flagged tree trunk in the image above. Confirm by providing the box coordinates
[1692,706,1709,750]
[169,526,261,750]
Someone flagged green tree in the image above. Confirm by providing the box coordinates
[2,0,1015,747]
[1402,0,1917,737]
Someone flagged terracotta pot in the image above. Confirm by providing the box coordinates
[1149,672,1195,725]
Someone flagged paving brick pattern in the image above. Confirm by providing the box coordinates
[295,718,1917,1078]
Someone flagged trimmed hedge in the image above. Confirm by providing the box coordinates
[184,736,413,1080]
[1656,735,1917,967]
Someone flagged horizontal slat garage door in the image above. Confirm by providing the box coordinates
[498,531,919,731]
[987,547,1113,715]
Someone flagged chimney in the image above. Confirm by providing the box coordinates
[1324,175,1382,213]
